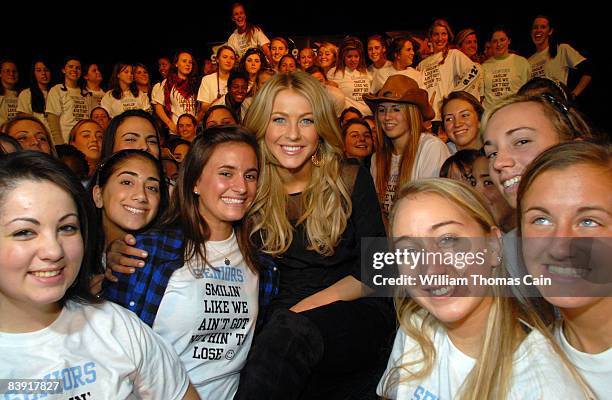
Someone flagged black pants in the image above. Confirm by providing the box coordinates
[234,297,395,400]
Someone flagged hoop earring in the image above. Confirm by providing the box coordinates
[311,144,322,167]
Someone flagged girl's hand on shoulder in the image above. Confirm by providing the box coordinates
[105,233,148,282]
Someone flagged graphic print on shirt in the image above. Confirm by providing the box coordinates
[71,95,89,121]
[190,265,251,362]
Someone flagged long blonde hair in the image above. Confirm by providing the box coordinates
[243,72,351,256]
[374,103,423,206]
[382,178,591,399]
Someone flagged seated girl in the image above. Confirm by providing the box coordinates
[518,141,611,398]
[0,151,198,399]
[378,178,590,399]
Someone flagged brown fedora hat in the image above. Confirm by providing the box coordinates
[363,75,435,121]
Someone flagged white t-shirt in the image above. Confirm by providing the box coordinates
[483,54,531,111]
[367,60,392,76]
[46,84,90,142]
[371,65,424,94]
[370,133,450,218]
[417,49,483,121]
[327,67,373,116]
[198,73,228,105]
[528,44,586,85]
[154,231,259,400]
[101,90,151,118]
[16,88,52,128]
[0,90,19,127]
[0,301,190,399]
[84,87,105,107]
[227,28,270,60]
[151,80,198,132]
[555,322,611,399]
[378,322,585,399]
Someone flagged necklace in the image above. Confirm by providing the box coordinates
[207,243,231,266]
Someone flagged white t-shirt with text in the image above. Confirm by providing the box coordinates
[378,321,585,399]
[0,301,190,399]
[154,231,259,400]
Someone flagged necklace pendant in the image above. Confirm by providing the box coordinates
[224,258,231,266]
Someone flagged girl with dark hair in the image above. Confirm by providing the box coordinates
[89,149,168,253]
[81,62,105,108]
[177,113,198,142]
[227,2,272,61]
[366,34,391,74]
[339,105,362,126]
[0,151,199,399]
[16,59,52,130]
[197,46,237,118]
[100,109,162,160]
[133,62,152,98]
[101,62,150,118]
[152,51,199,135]
[0,132,21,154]
[342,117,374,164]
[278,54,298,73]
[211,70,249,123]
[238,47,269,92]
[0,59,20,128]
[90,106,111,130]
[327,36,373,116]
[441,91,485,153]
[46,56,89,145]
[166,136,191,162]
[371,36,423,94]
[528,15,592,99]
[103,126,266,399]
[203,104,238,128]
[482,26,531,110]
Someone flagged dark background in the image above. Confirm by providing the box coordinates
[2,1,608,131]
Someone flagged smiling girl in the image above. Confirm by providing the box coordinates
[378,178,590,399]
[417,19,482,132]
[90,149,167,251]
[103,127,265,399]
[0,151,198,399]
[69,119,103,176]
[101,62,151,118]
[518,141,612,399]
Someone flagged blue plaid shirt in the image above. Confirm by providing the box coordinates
[103,226,279,327]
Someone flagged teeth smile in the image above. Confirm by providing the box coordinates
[222,197,245,204]
[281,145,302,152]
[431,286,453,296]
[548,265,588,278]
[124,206,145,214]
[503,176,521,188]
[31,270,61,278]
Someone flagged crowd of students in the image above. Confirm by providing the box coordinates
[1,4,609,400]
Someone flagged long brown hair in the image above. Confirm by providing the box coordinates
[161,125,260,273]
[374,103,423,206]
